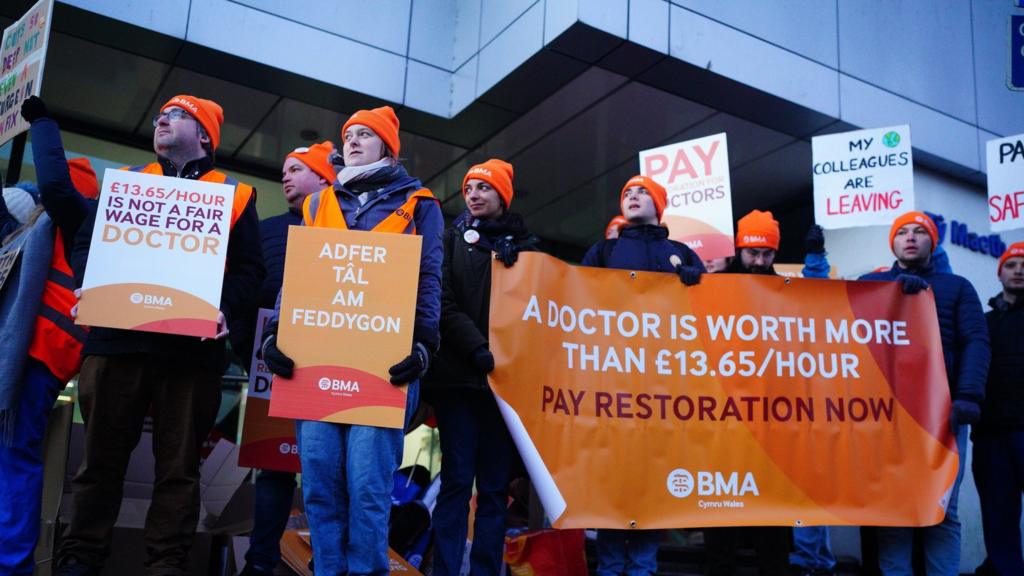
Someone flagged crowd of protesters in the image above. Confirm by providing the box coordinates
[0,93,1018,576]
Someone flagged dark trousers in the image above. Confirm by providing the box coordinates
[430,388,514,576]
[57,355,221,575]
[973,431,1024,576]
[244,469,297,573]
[705,527,791,576]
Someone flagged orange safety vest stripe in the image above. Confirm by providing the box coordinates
[27,230,88,382]
[126,163,254,229]
[302,187,436,234]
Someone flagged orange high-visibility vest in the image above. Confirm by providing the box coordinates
[302,186,436,233]
[26,230,88,382]
[128,163,255,229]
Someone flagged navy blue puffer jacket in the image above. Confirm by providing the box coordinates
[581,224,705,272]
[859,262,990,403]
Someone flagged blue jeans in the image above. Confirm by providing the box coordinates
[595,529,661,576]
[972,430,1024,576]
[245,469,297,573]
[430,389,514,576]
[295,380,418,576]
[0,359,65,575]
[791,526,836,572]
[878,425,968,576]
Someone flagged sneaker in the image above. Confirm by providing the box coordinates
[54,557,99,576]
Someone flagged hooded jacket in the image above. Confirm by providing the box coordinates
[423,210,536,391]
[581,224,704,272]
[975,294,1024,433]
[859,262,990,403]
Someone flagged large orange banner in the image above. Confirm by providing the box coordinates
[489,253,957,529]
[271,227,422,429]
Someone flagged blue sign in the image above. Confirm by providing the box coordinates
[1013,15,1024,90]
[925,212,1007,260]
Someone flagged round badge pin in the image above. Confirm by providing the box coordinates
[463,229,480,244]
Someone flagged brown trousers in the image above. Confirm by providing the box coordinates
[57,355,221,575]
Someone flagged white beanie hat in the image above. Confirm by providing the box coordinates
[3,187,38,224]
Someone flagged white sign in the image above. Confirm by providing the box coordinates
[247,308,274,400]
[77,169,234,338]
[639,132,734,260]
[812,125,913,229]
[0,0,54,145]
[987,133,1024,232]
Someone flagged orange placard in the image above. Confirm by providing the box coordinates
[239,309,300,472]
[271,226,422,429]
[488,253,957,529]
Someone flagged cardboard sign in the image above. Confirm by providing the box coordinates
[0,238,23,293]
[0,0,53,145]
[76,168,234,337]
[812,125,913,229]
[239,308,300,472]
[271,226,422,429]
[640,133,734,260]
[489,253,956,529]
[986,133,1024,232]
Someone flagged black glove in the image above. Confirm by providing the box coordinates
[493,236,520,268]
[472,346,495,373]
[805,224,825,255]
[896,274,929,294]
[389,342,430,385]
[20,95,47,124]
[950,399,981,431]
[260,321,294,378]
[676,265,703,286]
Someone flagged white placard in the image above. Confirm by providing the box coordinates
[987,134,1024,232]
[812,125,913,229]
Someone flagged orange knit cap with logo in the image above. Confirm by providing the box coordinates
[606,215,629,239]
[463,159,514,209]
[736,210,780,250]
[342,106,401,157]
[889,211,938,253]
[286,141,336,183]
[998,241,1024,275]
[68,157,99,199]
[161,95,224,151]
[620,175,667,220]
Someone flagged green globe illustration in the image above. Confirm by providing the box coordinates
[882,131,901,148]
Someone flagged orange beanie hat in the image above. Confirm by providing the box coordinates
[68,157,99,199]
[463,159,514,209]
[605,215,629,239]
[736,210,781,250]
[998,241,1024,275]
[342,106,401,157]
[287,141,336,183]
[161,95,224,151]
[620,175,667,220]
[889,211,938,253]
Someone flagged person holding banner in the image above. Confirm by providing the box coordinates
[705,209,793,576]
[56,95,264,576]
[261,106,443,576]
[239,141,335,576]
[581,175,704,576]
[971,242,1024,576]
[859,211,989,576]
[0,96,100,575]
[422,159,537,576]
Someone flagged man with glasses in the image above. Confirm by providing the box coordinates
[56,95,264,576]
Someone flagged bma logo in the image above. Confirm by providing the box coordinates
[129,292,173,307]
[743,235,767,244]
[468,167,493,178]
[317,377,361,393]
[667,468,759,498]
[278,442,298,455]
[667,468,695,498]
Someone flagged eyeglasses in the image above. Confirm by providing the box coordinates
[151,108,193,127]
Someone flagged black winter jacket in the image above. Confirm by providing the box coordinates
[581,224,704,272]
[70,156,265,371]
[859,262,989,403]
[976,294,1024,433]
[422,210,536,391]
